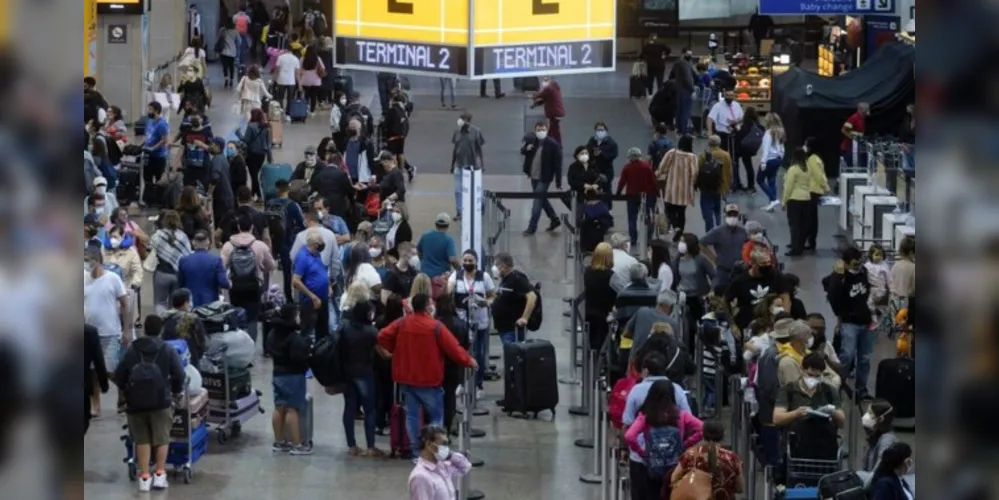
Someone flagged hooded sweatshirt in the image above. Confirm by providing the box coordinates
[265,320,311,375]
[827,268,872,325]
[220,232,276,284]
[102,234,143,289]
[114,336,186,413]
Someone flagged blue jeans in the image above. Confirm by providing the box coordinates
[527,180,557,232]
[675,92,693,134]
[499,329,525,345]
[699,193,722,232]
[625,197,654,245]
[838,322,875,398]
[757,157,782,202]
[238,33,252,65]
[759,425,783,467]
[343,374,377,448]
[402,385,444,457]
[472,327,489,389]
[454,169,463,216]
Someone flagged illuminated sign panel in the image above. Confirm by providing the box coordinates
[97,0,143,15]
[334,0,469,76]
[474,41,613,76]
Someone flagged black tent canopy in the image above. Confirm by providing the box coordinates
[771,42,915,178]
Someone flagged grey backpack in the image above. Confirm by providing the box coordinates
[228,242,260,292]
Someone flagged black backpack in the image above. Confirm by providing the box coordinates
[696,152,724,192]
[264,199,289,253]
[309,326,346,388]
[740,123,765,154]
[124,348,169,412]
[526,275,543,332]
[228,242,260,292]
[311,12,328,37]
[100,132,123,165]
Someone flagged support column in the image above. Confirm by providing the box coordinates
[96,14,146,125]
[147,0,188,67]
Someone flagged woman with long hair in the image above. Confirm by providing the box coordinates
[757,112,786,211]
[236,108,272,201]
[235,64,273,118]
[732,106,762,194]
[337,283,386,457]
[781,147,812,256]
[405,273,434,316]
[673,233,715,346]
[802,136,830,251]
[670,421,745,500]
[649,239,674,293]
[174,186,209,241]
[373,294,405,434]
[149,210,192,314]
[299,45,326,114]
[341,243,382,311]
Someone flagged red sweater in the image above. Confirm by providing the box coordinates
[616,159,659,196]
[377,313,474,388]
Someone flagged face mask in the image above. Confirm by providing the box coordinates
[871,253,883,263]
[848,266,862,274]
[316,210,326,220]
[316,242,326,253]
[806,336,814,349]
[457,118,465,127]
[94,207,106,216]
[540,80,549,88]
[535,130,548,140]
[771,306,785,316]
[409,255,421,271]
[742,349,755,362]
[491,265,500,279]
[94,186,106,195]
[803,146,810,154]
[110,237,122,249]
[757,265,773,276]
[724,98,734,104]
[725,216,739,227]
[390,212,402,222]
[434,444,450,462]
[803,376,821,390]
[463,263,476,273]
[225,147,236,158]
[861,412,877,429]
[578,154,589,163]
[147,112,156,119]
[305,156,317,167]
[751,233,767,243]
[677,242,688,254]
[595,130,607,140]
[904,458,914,472]
[369,247,382,259]
[339,98,347,106]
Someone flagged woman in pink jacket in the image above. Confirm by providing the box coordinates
[624,380,704,498]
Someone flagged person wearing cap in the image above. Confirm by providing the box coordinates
[698,135,733,232]
[701,203,748,289]
[292,145,324,183]
[451,113,485,221]
[208,137,236,219]
[85,176,119,219]
[416,213,458,280]
[177,230,231,308]
[741,220,778,266]
[616,147,658,246]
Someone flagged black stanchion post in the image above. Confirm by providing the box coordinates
[457,366,485,500]
[579,368,605,484]
[694,324,706,417]
[569,322,592,417]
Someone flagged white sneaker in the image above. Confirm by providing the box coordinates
[476,388,485,400]
[152,472,169,490]
[764,200,778,212]
[455,385,464,397]
[138,476,153,492]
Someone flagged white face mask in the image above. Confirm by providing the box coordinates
[803,376,821,390]
[434,444,450,462]
[677,242,688,254]
[578,154,589,163]
[317,210,326,220]
[806,336,814,349]
[491,265,500,279]
[305,156,317,167]
[94,186,107,195]
[457,118,465,127]
[535,130,548,140]
[861,412,877,429]
[725,216,739,227]
[339,98,347,106]
[771,306,785,316]
[541,80,550,88]
[751,233,767,243]
[742,349,755,362]
[369,247,382,259]
[409,255,421,271]
[390,212,402,222]
[110,237,122,248]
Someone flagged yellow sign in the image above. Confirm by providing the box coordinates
[86,0,97,77]
[473,0,615,46]
[335,0,468,46]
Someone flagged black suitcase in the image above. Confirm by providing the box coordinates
[116,163,142,206]
[629,75,647,98]
[202,368,253,402]
[818,470,865,499]
[502,338,558,419]
[875,357,915,429]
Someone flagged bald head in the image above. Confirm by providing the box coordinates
[708,135,722,147]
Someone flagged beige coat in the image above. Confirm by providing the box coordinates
[103,247,143,289]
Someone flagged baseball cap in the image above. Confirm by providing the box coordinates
[724,203,739,215]
[304,145,317,155]
[435,213,452,226]
[93,176,108,187]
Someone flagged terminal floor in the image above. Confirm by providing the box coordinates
[82,66,912,499]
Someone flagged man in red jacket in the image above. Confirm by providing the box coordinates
[616,147,659,246]
[377,293,477,458]
[531,76,566,145]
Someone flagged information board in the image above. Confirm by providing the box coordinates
[334,0,470,76]
[97,0,144,15]
[759,0,895,15]
[471,0,615,78]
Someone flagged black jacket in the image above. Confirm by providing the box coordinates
[566,161,602,201]
[585,136,620,180]
[339,305,378,379]
[293,160,326,184]
[520,135,563,185]
[84,324,110,400]
[869,474,912,500]
[827,269,872,325]
[310,164,355,217]
[265,321,311,375]
[341,103,376,138]
[639,40,668,69]
[385,104,409,139]
[114,337,185,413]
[439,314,470,390]
[229,154,249,192]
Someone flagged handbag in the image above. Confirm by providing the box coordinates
[142,247,159,273]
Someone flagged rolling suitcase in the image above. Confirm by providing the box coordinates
[288,91,309,123]
[875,357,915,430]
[818,470,865,499]
[116,163,142,206]
[629,75,647,98]
[286,393,313,447]
[502,338,559,419]
[390,386,424,458]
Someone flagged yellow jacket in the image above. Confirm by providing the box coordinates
[782,164,812,205]
[806,154,830,194]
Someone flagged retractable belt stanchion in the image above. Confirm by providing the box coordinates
[636,194,649,260]
[457,366,485,500]
[729,374,743,455]
[560,207,582,386]
[847,391,863,470]
[570,322,592,417]
[580,369,605,484]
[693,327,706,417]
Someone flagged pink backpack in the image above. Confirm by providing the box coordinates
[608,375,639,429]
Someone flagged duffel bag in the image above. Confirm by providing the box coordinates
[206,329,255,370]
[193,301,247,334]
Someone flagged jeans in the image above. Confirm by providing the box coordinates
[664,202,687,242]
[527,180,557,232]
[220,55,236,81]
[230,291,260,342]
[238,33,252,65]
[759,424,783,467]
[675,92,693,134]
[625,197,654,245]
[472,328,489,390]
[453,168,463,216]
[439,78,455,106]
[152,270,178,315]
[499,329,525,345]
[342,374,376,448]
[300,295,330,340]
[699,193,722,232]
[402,385,444,457]
[838,322,875,398]
[757,157,782,202]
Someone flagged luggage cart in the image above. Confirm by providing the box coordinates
[201,349,264,444]
[121,379,206,484]
[784,437,843,489]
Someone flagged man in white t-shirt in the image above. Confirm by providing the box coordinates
[707,90,745,154]
[83,248,130,412]
[274,49,301,121]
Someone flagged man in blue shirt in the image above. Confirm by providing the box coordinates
[416,213,458,279]
[293,230,330,340]
[313,196,350,244]
[142,101,171,207]
[622,352,692,465]
[177,231,230,307]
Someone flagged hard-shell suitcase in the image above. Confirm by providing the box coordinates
[288,93,309,123]
[269,119,284,148]
[780,487,819,499]
[502,338,559,419]
[875,357,915,430]
[117,162,142,206]
[630,75,647,98]
[286,393,313,446]
[818,470,865,499]
[208,389,262,424]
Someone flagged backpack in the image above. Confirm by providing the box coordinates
[101,132,123,165]
[740,123,765,154]
[264,199,290,252]
[228,242,260,292]
[311,12,328,37]
[608,375,639,429]
[339,104,367,133]
[309,326,346,388]
[650,139,672,170]
[527,278,543,331]
[755,344,781,412]
[695,153,723,192]
[644,424,684,477]
[124,347,169,412]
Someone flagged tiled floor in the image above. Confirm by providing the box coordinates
[82,65,910,499]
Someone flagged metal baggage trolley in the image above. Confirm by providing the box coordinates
[201,347,264,444]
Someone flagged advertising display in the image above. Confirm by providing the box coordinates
[759,0,894,15]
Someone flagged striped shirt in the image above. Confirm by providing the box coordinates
[150,229,192,272]
[657,149,699,206]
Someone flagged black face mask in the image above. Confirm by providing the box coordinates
[147,112,156,119]
[463,263,476,273]
[724,98,734,104]
[316,243,326,253]
[684,55,693,61]
[757,265,773,277]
